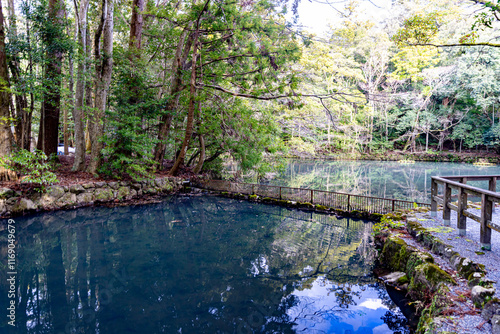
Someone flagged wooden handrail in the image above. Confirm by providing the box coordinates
[431,175,499,250]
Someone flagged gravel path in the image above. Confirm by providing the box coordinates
[414,207,500,296]
[410,206,500,333]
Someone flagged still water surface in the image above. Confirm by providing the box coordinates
[1,196,408,334]
[262,160,500,203]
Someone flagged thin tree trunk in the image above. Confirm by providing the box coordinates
[7,0,30,151]
[0,1,16,181]
[72,0,90,171]
[88,0,113,174]
[193,134,205,174]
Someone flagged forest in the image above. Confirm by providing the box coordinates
[0,0,499,183]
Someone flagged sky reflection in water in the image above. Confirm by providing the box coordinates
[0,196,408,334]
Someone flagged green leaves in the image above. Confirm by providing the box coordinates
[392,12,440,47]
[0,149,58,189]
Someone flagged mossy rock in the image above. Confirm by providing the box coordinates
[456,257,485,279]
[94,188,114,202]
[315,204,328,211]
[406,251,434,278]
[350,210,363,218]
[384,211,405,221]
[249,194,258,200]
[379,236,415,272]
[299,202,314,209]
[369,213,383,221]
[417,285,451,333]
[410,263,456,300]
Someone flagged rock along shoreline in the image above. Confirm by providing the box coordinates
[0,177,186,218]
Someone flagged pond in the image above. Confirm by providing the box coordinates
[258,160,500,203]
[1,195,408,334]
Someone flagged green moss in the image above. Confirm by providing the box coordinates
[456,258,485,279]
[397,275,409,285]
[369,213,383,221]
[380,237,413,272]
[249,194,258,200]
[475,251,485,255]
[315,204,328,210]
[406,252,434,277]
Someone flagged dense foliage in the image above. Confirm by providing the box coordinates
[1,0,500,181]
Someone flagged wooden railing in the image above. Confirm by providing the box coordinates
[199,179,430,214]
[431,175,500,250]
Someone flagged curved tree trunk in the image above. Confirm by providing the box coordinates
[154,25,193,166]
[169,0,210,176]
[169,37,200,176]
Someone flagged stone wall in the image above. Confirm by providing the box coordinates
[0,177,185,217]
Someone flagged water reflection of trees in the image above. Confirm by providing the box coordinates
[0,196,405,333]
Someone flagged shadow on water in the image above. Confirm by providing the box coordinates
[1,196,411,334]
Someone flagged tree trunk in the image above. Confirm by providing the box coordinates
[193,134,205,174]
[129,0,145,57]
[72,0,90,171]
[169,0,210,176]
[169,38,200,176]
[0,1,16,181]
[8,0,30,151]
[39,0,65,156]
[154,25,193,166]
[88,0,113,174]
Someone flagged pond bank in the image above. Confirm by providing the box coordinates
[0,176,185,218]
[287,150,500,164]
[374,210,496,333]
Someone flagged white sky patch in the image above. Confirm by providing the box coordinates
[288,0,393,37]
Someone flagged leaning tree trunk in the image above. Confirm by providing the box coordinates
[39,0,65,156]
[169,37,200,176]
[88,0,113,174]
[72,0,90,171]
[0,1,16,181]
[154,25,193,166]
[169,0,210,176]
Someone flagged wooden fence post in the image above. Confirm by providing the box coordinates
[310,189,313,204]
[279,187,282,200]
[430,178,438,217]
[347,195,351,211]
[392,199,395,212]
[457,177,467,236]
[481,194,493,251]
[443,183,451,226]
[489,177,497,213]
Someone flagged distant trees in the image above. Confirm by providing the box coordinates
[2,0,500,182]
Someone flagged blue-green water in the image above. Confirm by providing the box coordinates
[0,196,408,334]
[262,160,500,203]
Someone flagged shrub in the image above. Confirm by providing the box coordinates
[0,149,58,189]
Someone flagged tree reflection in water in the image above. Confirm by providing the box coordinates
[1,196,409,334]
[251,160,500,203]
